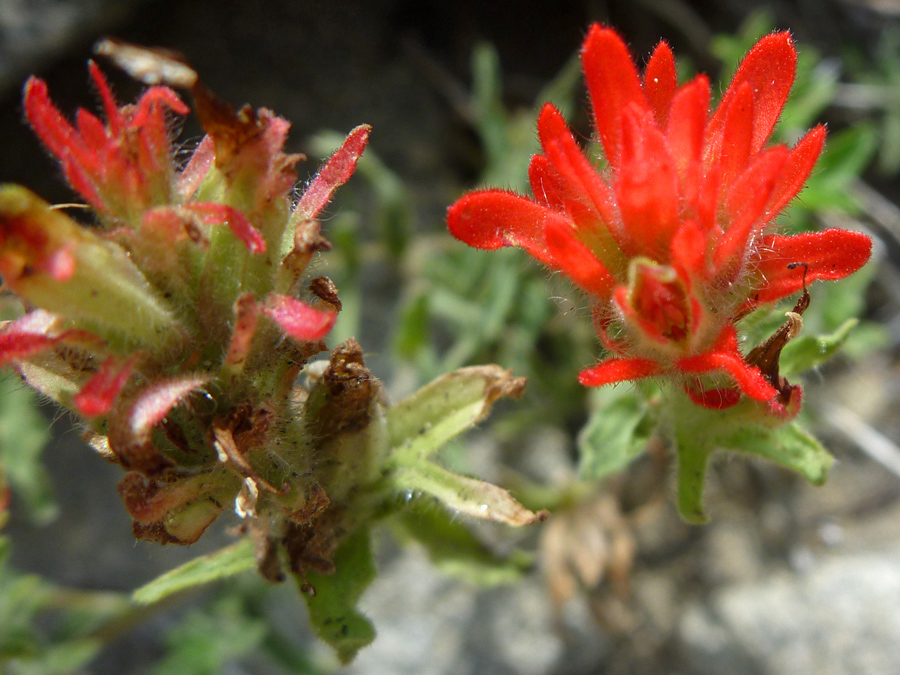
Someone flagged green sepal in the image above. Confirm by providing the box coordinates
[578,386,655,480]
[780,318,858,377]
[299,527,376,665]
[722,422,834,485]
[391,461,545,526]
[386,365,525,464]
[132,539,256,605]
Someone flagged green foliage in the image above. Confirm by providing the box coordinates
[722,423,834,485]
[300,528,376,665]
[389,46,592,429]
[578,385,657,481]
[669,390,837,523]
[153,594,267,675]
[0,375,55,524]
[390,503,532,586]
[0,537,132,675]
[842,29,900,175]
[780,318,859,377]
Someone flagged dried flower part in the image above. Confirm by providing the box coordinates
[448,25,872,417]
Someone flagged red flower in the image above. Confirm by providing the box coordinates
[448,26,871,414]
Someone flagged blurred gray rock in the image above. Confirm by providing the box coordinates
[346,544,608,675]
[679,549,900,675]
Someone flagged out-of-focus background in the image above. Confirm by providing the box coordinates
[2,1,900,673]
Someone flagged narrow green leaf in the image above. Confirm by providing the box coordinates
[780,318,858,376]
[723,422,834,485]
[578,388,653,480]
[391,461,545,526]
[386,365,525,462]
[301,528,376,665]
[132,539,255,605]
[391,502,532,586]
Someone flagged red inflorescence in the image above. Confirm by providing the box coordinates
[448,25,871,414]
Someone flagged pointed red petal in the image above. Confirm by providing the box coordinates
[764,125,826,219]
[0,327,61,364]
[714,82,755,194]
[707,32,797,155]
[750,230,872,305]
[185,203,267,254]
[24,77,81,160]
[447,190,570,268]
[294,124,371,221]
[264,294,336,342]
[643,41,677,128]
[75,108,109,148]
[61,154,104,210]
[107,374,209,474]
[177,135,215,200]
[88,60,123,135]
[134,85,190,118]
[666,76,710,211]
[528,154,566,210]
[536,104,618,228]
[73,355,136,417]
[129,374,210,445]
[614,107,680,257]
[579,356,664,387]
[581,25,647,167]
[544,218,615,298]
[714,146,789,273]
[676,326,777,402]
[671,219,708,282]
[667,76,710,163]
[0,312,103,365]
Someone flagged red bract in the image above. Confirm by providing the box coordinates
[448,25,872,414]
[25,62,189,223]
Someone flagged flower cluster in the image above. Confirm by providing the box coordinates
[0,55,373,568]
[448,26,871,417]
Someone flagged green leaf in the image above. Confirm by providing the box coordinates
[301,528,376,665]
[391,501,532,586]
[153,595,266,675]
[780,318,858,377]
[132,539,256,605]
[386,365,525,463]
[577,387,654,480]
[5,639,102,675]
[394,292,431,358]
[722,422,834,485]
[392,461,545,526]
[0,538,56,660]
[0,375,55,523]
